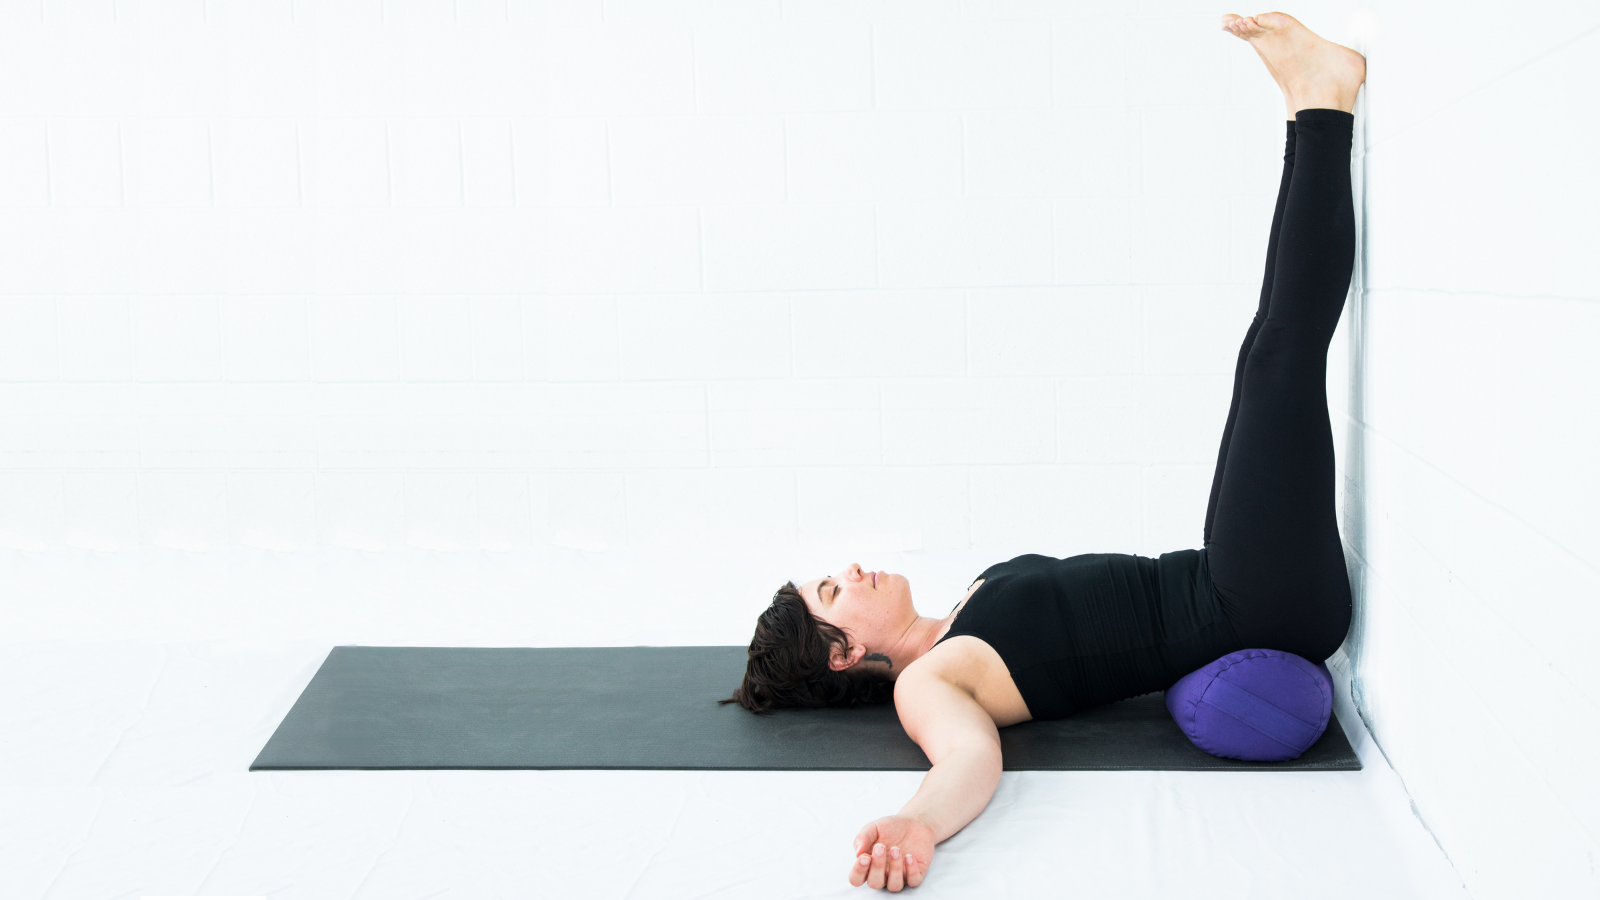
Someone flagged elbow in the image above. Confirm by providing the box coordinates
[932,735,1004,773]
[971,737,1005,770]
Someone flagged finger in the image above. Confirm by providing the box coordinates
[849,848,872,887]
[887,846,905,892]
[905,853,924,888]
[848,822,876,886]
[867,842,887,890]
[852,822,878,858]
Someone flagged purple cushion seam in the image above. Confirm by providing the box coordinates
[1208,678,1325,729]
[1198,678,1326,749]
[1196,701,1304,752]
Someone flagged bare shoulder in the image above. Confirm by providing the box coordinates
[906,634,998,685]
[900,636,1032,727]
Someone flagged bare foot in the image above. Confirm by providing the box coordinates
[1221,12,1366,118]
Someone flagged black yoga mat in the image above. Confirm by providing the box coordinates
[251,646,1360,771]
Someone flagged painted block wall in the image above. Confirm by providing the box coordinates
[0,0,1302,645]
[1328,3,1600,898]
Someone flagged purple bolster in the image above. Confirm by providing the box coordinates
[1165,648,1334,762]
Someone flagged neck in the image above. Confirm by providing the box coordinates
[878,613,955,680]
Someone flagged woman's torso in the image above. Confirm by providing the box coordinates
[911,549,1238,724]
[914,578,1033,726]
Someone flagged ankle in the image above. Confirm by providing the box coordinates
[1290,86,1356,115]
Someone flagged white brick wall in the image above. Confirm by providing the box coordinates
[1330,3,1600,898]
[0,2,1294,573]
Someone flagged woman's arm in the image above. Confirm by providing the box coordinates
[896,671,1004,838]
[847,669,1003,891]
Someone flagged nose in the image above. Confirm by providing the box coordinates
[845,563,864,580]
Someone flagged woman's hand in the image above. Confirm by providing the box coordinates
[847,816,936,891]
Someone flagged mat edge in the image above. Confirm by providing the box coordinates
[250,763,1362,772]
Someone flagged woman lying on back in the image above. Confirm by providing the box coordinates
[723,13,1367,892]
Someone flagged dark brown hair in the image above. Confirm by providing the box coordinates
[720,581,894,714]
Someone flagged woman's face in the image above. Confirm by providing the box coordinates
[798,563,915,653]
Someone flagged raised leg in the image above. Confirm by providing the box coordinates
[1204,120,1296,547]
[1204,13,1366,660]
[1206,109,1355,660]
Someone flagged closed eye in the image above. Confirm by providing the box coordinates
[820,578,840,604]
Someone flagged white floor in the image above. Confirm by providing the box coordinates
[1,549,1471,899]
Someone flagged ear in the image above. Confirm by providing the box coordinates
[828,641,868,672]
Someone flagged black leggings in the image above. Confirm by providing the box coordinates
[1202,109,1355,663]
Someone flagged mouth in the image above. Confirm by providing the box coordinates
[872,571,878,588]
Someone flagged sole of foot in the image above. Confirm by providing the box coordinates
[1222,12,1366,117]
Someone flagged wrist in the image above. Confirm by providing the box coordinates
[896,811,942,840]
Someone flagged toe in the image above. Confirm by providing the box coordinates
[1256,11,1291,32]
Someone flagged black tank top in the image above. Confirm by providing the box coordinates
[936,548,1241,720]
